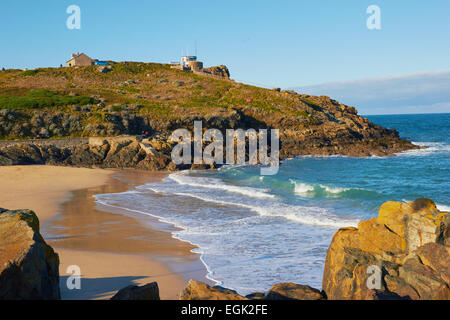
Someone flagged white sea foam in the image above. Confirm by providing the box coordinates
[290,179,315,194]
[397,142,450,156]
[168,171,275,199]
[251,204,359,228]
[152,189,257,211]
[96,183,340,293]
[149,176,359,229]
[437,204,450,212]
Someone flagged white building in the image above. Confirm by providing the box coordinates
[181,56,197,67]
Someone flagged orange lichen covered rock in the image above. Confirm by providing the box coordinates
[0,208,60,300]
[263,283,325,300]
[323,199,449,300]
[180,280,248,300]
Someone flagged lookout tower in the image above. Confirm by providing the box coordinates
[181,56,203,71]
[181,56,196,66]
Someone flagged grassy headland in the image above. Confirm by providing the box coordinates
[0,62,416,157]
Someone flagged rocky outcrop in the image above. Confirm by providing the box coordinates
[0,208,60,300]
[203,65,230,79]
[263,283,325,300]
[0,105,419,170]
[267,94,418,158]
[111,282,160,300]
[0,136,175,171]
[0,100,418,160]
[180,280,248,300]
[180,281,326,301]
[322,199,449,300]
[0,109,152,138]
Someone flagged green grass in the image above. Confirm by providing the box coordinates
[0,89,95,110]
[20,69,43,76]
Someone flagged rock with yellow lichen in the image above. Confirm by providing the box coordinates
[180,280,248,300]
[0,208,60,300]
[263,283,325,300]
[322,198,449,300]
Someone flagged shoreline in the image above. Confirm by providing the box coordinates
[92,175,224,289]
[0,165,211,300]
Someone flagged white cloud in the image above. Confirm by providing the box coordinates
[293,70,450,115]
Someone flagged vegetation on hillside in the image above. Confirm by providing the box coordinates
[0,62,318,121]
[0,62,417,157]
[0,89,95,110]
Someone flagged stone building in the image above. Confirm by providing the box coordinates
[66,53,94,67]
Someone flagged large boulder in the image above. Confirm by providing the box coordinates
[263,283,325,300]
[322,199,449,300]
[111,282,160,300]
[180,280,247,300]
[0,208,60,300]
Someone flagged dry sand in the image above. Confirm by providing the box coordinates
[0,165,207,300]
[57,249,187,300]
[0,165,112,221]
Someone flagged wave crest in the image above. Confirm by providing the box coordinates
[169,171,275,199]
[290,179,364,198]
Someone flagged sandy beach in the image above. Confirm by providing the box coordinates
[0,165,112,221]
[0,165,208,300]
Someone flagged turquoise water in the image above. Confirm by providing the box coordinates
[95,113,450,295]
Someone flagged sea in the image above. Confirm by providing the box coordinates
[94,113,450,296]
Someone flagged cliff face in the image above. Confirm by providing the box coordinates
[322,199,449,300]
[0,209,60,300]
[0,62,417,159]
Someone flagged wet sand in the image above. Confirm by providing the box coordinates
[0,166,210,300]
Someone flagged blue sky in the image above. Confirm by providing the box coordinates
[1,0,449,114]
